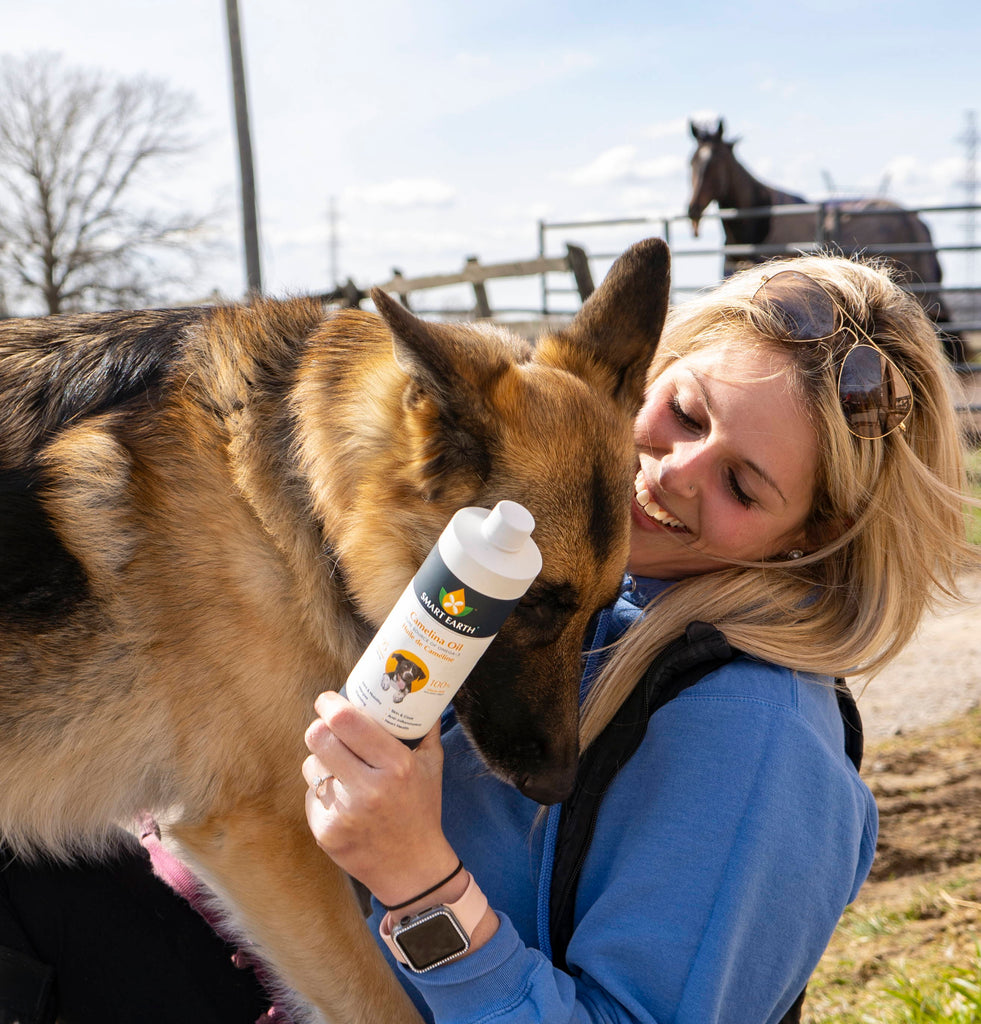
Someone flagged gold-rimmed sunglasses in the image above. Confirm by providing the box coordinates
[752,270,913,439]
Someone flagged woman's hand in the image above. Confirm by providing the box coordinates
[302,691,460,909]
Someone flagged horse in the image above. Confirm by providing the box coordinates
[687,120,964,362]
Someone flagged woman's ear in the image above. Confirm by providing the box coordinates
[804,513,852,551]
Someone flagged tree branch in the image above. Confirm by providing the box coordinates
[0,52,214,314]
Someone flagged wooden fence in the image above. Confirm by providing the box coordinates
[317,243,595,318]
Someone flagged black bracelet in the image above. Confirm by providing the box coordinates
[381,859,465,912]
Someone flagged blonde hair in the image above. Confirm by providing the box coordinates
[580,253,981,751]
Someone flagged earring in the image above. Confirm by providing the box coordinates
[786,549,804,560]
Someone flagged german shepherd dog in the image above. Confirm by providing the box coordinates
[0,238,669,1021]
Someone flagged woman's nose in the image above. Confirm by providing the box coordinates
[659,444,703,496]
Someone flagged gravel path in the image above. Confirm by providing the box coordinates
[853,572,981,740]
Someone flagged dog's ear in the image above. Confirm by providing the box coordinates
[535,237,670,415]
[370,288,506,502]
[370,288,492,393]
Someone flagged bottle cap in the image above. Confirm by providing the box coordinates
[480,500,535,552]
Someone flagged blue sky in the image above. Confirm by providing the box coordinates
[4,0,980,309]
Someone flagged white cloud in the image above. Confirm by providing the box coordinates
[449,47,597,82]
[564,146,683,187]
[881,155,961,195]
[344,178,457,209]
[616,184,678,213]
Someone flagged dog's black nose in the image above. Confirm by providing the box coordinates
[517,765,576,806]
[514,726,579,805]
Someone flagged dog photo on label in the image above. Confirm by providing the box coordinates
[0,238,670,1021]
[382,652,427,703]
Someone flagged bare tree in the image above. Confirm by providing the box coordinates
[0,53,215,315]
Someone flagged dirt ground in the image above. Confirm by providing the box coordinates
[803,573,981,1022]
[852,572,981,742]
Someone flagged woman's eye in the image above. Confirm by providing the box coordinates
[726,469,755,509]
[669,395,701,431]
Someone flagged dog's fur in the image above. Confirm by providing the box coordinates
[0,238,670,1021]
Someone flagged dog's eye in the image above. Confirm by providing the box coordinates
[516,596,558,628]
[513,582,578,643]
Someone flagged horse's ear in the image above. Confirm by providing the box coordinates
[714,118,725,141]
[690,120,700,140]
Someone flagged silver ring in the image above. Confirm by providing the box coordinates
[313,773,334,798]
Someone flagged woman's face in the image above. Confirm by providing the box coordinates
[630,340,819,579]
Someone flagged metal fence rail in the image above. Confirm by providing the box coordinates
[537,202,981,334]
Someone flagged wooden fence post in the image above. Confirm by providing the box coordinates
[565,244,594,302]
[340,279,363,307]
[389,269,412,309]
[466,256,492,318]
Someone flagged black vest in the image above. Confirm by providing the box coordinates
[548,621,864,1024]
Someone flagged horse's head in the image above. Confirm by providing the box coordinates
[687,118,735,237]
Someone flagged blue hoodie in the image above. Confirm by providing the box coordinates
[369,576,878,1024]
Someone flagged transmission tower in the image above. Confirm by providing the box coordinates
[959,110,978,286]
[328,195,339,289]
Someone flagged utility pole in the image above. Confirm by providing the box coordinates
[224,0,262,296]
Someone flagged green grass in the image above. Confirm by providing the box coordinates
[809,948,981,1024]
[804,859,981,1024]
[882,949,981,1023]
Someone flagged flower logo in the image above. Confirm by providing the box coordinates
[440,587,473,617]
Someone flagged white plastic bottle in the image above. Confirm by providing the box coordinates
[342,500,542,745]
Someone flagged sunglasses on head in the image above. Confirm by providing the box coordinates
[752,270,913,439]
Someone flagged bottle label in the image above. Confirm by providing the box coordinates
[344,548,522,740]
[412,547,520,637]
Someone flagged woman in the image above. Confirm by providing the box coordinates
[303,254,979,1023]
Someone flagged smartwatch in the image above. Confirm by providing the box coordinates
[379,873,489,973]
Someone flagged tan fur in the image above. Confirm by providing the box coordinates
[0,239,670,1021]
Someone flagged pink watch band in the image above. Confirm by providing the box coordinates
[380,872,488,965]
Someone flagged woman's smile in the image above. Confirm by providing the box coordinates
[633,469,690,532]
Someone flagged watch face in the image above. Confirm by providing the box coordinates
[393,908,469,972]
